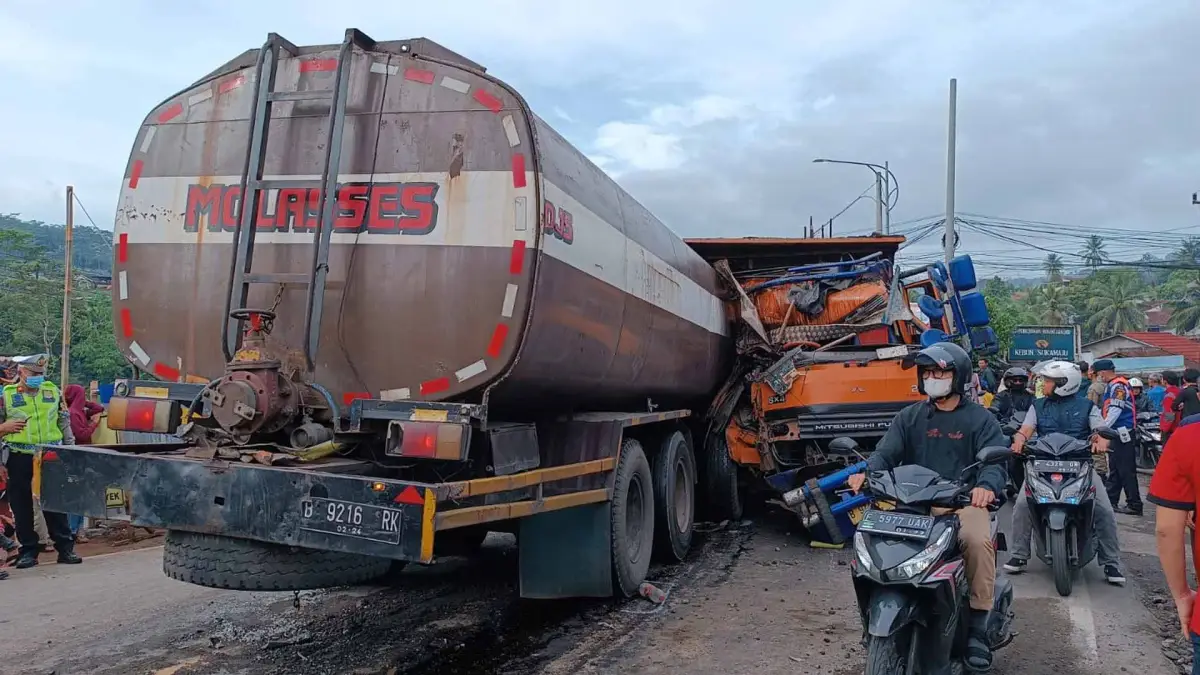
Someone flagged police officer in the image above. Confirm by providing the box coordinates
[1094,359,1143,516]
[1002,361,1125,585]
[847,341,1007,672]
[1,354,82,569]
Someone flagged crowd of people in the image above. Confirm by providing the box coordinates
[0,354,103,581]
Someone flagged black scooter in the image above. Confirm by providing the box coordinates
[1022,429,1115,597]
[1135,411,1162,470]
[851,446,1016,675]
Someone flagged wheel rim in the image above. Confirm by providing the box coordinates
[627,473,646,562]
[673,457,693,533]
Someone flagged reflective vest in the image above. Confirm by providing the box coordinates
[1034,394,1093,440]
[1101,376,1136,430]
[3,382,64,452]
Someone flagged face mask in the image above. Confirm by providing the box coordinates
[924,377,953,399]
[24,376,44,388]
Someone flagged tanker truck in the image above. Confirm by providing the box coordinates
[39,28,931,598]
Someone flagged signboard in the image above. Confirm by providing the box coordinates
[1008,326,1078,362]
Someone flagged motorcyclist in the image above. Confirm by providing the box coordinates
[847,341,1007,672]
[989,367,1033,423]
[1130,378,1153,414]
[1001,360,1126,586]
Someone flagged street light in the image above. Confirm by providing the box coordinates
[813,158,900,234]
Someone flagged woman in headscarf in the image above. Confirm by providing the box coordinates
[63,384,104,542]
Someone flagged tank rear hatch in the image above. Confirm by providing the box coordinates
[113,36,539,403]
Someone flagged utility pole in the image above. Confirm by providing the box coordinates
[60,185,74,388]
[873,172,884,235]
[883,161,891,234]
[943,78,959,334]
[809,215,814,238]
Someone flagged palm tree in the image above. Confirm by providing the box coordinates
[1176,237,1200,265]
[1085,277,1145,337]
[1032,284,1070,324]
[1042,253,1065,281]
[1080,235,1107,272]
[1168,270,1200,334]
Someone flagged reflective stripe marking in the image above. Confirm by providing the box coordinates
[439,76,469,93]
[118,271,129,300]
[380,388,410,401]
[139,127,156,153]
[188,89,213,107]
[404,68,435,84]
[218,76,245,94]
[501,115,520,147]
[455,360,487,382]
[370,62,398,76]
[157,102,183,123]
[420,488,436,563]
[128,160,144,189]
[514,196,528,232]
[501,283,518,318]
[129,341,150,366]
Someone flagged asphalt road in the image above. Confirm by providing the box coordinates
[0,479,1181,675]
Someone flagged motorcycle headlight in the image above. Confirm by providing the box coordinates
[1150,432,1162,441]
[853,531,874,571]
[895,527,955,580]
[1029,476,1056,500]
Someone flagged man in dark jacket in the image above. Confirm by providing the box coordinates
[849,342,1007,671]
[989,367,1033,423]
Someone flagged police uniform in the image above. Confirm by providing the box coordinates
[1,354,80,567]
[1096,360,1142,515]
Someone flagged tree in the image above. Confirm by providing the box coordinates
[1176,237,1200,266]
[1031,284,1070,325]
[981,277,1036,356]
[1042,253,1065,282]
[1166,270,1200,334]
[1080,235,1107,272]
[1085,274,1145,337]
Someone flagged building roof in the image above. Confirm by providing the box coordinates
[1118,332,1200,363]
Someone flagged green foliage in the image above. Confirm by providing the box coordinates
[981,276,1036,356]
[0,213,114,276]
[0,219,129,385]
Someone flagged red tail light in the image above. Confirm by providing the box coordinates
[386,421,467,460]
[107,397,180,433]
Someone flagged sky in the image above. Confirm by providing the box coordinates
[1,0,1197,275]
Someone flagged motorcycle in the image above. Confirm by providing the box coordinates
[1135,411,1162,470]
[851,445,1016,675]
[991,408,1028,500]
[1021,428,1116,597]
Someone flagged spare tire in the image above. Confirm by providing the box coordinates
[163,530,392,591]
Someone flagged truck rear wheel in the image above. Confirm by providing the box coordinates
[163,530,392,591]
[651,430,696,562]
[703,434,743,522]
[611,438,655,597]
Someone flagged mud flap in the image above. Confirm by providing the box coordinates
[866,587,919,638]
[519,502,613,599]
[1047,508,1069,531]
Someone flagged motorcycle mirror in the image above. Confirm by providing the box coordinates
[1093,426,1119,441]
[976,445,1013,464]
[1002,420,1021,435]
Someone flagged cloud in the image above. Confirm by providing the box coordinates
[0,0,1194,276]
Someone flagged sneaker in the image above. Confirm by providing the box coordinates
[1002,557,1028,574]
[14,554,38,569]
[0,568,7,580]
[1104,566,1126,586]
[56,551,82,565]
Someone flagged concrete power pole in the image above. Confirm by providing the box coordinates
[61,185,75,388]
[943,78,960,335]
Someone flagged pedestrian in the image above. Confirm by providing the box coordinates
[1077,360,1093,392]
[1163,371,1183,445]
[1,354,82,569]
[977,358,997,394]
[1148,416,1200,668]
[64,384,103,541]
[1148,373,1168,411]
[1175,368,1200,421]
[1093,359,1143,516]
[1086,363,1106,406]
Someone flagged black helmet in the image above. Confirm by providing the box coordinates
[904,342,972,397]
[1002,366,1029,387]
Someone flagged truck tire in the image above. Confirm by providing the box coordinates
[651,430,696,562]
[163,530,392,591]
[703,434,743,522]
[611,438,655,597]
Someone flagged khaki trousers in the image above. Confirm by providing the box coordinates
[931,505,994,611]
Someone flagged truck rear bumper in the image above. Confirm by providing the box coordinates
[39,445,437,563]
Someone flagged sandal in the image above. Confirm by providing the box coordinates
[965,635,992,672]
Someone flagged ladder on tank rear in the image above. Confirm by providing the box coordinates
[221,28,378,370]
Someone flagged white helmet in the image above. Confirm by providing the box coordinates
[1035,360,1082,396]
[1129,377,1144,388]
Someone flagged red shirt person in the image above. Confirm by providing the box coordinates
[1148,417,1200,659]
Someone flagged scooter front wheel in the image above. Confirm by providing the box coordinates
[865,633,909,675]
[1049,528,1074,597]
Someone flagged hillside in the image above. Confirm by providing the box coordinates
[0,213,113,276]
